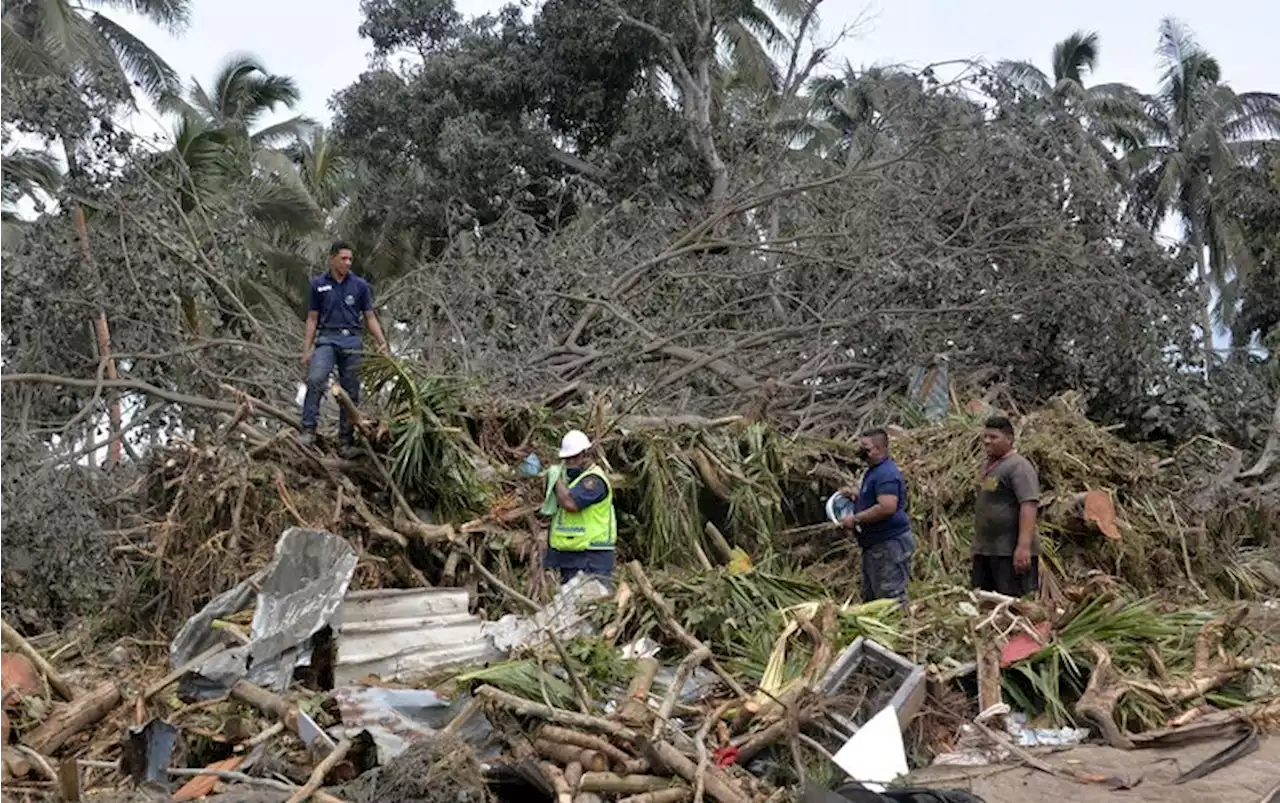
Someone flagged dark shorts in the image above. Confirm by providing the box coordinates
[861,530,914,607]
[972,554,1039,597]
[543,548,615,586]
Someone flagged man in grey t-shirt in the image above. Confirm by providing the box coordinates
[972,415,1041,597]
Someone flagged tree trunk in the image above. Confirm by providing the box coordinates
[72,205,123,467]
[1191,226,1215,378]
[1240,392,1280,479]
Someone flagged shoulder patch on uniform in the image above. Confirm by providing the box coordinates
[581,476,601,491]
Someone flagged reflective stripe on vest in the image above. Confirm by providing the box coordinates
[549,466,616,552]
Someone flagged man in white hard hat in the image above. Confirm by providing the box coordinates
[541,429,617,585]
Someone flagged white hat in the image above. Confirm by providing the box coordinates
[558,430,592,458]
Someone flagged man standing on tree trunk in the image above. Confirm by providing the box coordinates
[972,415,1041,597]
[299,241,388,457]
[840,428,914,608]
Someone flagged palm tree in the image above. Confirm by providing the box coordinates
[1128,18,1280,370]
[715,0,810,93]
[1,0,188,95]
[804,65,930,164]
[161,54,311,150]
[995,31,1149,175]
[2,0,190,168]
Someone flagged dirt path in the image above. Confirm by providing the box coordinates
[910,736,1279,803]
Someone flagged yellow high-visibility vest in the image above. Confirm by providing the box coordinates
[549,466,616,552]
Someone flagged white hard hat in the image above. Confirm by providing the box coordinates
[558,430,592,458]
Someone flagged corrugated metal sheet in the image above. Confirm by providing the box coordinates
[334,588,501,686]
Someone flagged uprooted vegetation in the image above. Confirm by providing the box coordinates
[0,363,1277,800]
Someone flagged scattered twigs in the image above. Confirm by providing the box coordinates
[464,545,541,612]
[618,790,693,803]
[284,736,352,803]
[627,562,749,700]
[1,619,75,701]
[691,699,737,803]
[638,736,748,803]
[77,759,345,801]
[546,628,593,714]
[142,643,227,700]
[12,746,56,781]
[476,685,640,741]
[653,647,711,738]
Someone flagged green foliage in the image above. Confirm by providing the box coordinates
[362,355,491,517]
[1001,594,1218,731]
[455,659,577,708]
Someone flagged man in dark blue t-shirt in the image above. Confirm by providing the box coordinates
[299,241,388,456]
[839,428,915,607]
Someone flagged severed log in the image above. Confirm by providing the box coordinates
[542,761,574,803]
[539,726,639,770]
[534,738,609,773]
[477,685,639,742]
[564,761,583,794]
[22,681,120,755]
[574,794,603,803]
[618,790,692,803]
[284,736,352,803]
[637,738,749,803]
[617,657,660,728]
[626,562,749,700]
[580,773,681,795]
[1,619,76,701]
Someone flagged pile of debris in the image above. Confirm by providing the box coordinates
[1,377,1278,800]
[2,520,1276,801]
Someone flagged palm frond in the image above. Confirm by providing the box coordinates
[99,0,191,32]
[86,10,180,100]
[992,59,1052,98]
[1220,91,1280,141]
[0,17,56,80]
[1051,30,1099,85]
[25,0,96,65]
[718,18,780,92]
[1,148,64,198]
[250,115,315,149]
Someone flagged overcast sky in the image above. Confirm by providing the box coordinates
[109,0,1278,147]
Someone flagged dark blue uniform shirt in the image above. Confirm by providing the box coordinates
[854,457,911,548]
[309,272,373,333]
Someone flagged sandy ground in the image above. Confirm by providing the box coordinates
[911,735,1279,803]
